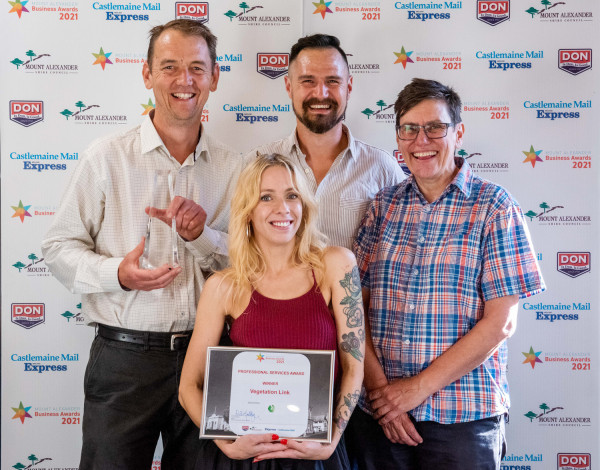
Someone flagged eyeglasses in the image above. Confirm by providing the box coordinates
[396,122,453,140]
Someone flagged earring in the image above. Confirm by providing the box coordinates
[246,223,251,238]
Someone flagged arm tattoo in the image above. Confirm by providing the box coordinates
[339,266,364,329]
[340,332,363,361]
[333,390,361,434]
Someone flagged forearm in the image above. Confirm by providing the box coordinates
[331,363,364,446]
[414,296,518,399]
[178,382,205,429]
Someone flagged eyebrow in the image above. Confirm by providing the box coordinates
[399,120,445,126]
[158,59,209,67]
[296,74,342,80]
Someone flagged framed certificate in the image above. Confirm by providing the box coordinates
[200,346,335,443]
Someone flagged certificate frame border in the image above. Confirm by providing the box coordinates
[200,346,335,443]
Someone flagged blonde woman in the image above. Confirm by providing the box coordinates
[179,154,364,469]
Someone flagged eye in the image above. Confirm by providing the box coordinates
[287,192,299,200]
[327,79,340,85]
[260,194,271,202]
[427,123,447,131]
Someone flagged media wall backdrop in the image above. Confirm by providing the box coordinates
[2,1,598,468]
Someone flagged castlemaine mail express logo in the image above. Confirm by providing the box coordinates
[176,2,208,22]
[10,100,43,127]
[257,53,289,79]
[558,49,592,75]
[477,0,509,26]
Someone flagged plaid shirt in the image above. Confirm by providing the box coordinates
[353,159,545,424]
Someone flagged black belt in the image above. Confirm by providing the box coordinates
[98,324,192,351]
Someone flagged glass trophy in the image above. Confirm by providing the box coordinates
[140,170,180,269]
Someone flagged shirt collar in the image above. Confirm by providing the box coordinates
[140,112,210,165]
[288,124,356,160]
[399,157,473,201]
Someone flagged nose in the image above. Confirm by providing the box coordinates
[176,68,192,85]
[275,198,290,213]
[314,81,329,99]
[414,127,431,144]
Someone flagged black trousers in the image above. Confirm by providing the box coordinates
[346,407,506,470]
[79,334,202,470]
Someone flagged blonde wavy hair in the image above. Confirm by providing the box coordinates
[222,153,326,311]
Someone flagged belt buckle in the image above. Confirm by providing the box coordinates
[170,333,188,351]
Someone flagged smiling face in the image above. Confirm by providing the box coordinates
[142,29,219,129]
[397,99,464,201]
[249,166,303,248]
[285,47,352,134]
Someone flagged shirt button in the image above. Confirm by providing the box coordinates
[304,168,310,174]
[403,339,411,345]
[409,304,415,310]
[412,268,419,276]
[418,236,425,243]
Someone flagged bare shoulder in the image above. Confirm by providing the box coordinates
[323,246,358,274]
[203,272,234,300]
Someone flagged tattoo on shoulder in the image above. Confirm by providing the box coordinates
[339,266,364,329]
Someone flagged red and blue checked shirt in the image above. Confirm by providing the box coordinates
[353,159,545,424]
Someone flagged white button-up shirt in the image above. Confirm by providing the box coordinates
[42,115,242,332]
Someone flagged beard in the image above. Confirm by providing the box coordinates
[293,97,346,134]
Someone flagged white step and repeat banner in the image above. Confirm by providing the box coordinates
[2,1,598,469]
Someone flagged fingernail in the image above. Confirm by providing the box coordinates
[271,433,279,440]
[280,439,288,445]
[253,458,259,463]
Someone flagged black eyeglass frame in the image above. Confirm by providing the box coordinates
[396,122,454,141]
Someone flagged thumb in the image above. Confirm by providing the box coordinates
[129,237,146,259]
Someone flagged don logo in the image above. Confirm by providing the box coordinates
[477,0,510,26]
[10,100,44,127]
[175,2,208,23]
[557,252,590,278]
[257,53,289,79]
[11,303,45,329]
[557,453,591,470]
[558,49,592,76]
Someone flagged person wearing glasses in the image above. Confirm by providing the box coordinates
[346,78,545,469]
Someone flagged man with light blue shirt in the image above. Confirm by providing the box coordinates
[251,34,403,249]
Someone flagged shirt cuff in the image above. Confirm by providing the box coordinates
[185,225,220,260]
[99,257,126,292]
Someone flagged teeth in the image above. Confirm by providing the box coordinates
[310,105,330,109]
[272,221,291,227]
[173,93,193,99]
[414,151,437,158]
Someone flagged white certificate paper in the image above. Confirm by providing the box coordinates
[201,347,335,442]
[229,351,310,436]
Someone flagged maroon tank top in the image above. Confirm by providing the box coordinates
[229,276,339,381]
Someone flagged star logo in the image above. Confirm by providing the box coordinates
[8,0,29,18]
[312,0,332,19]
[92,47,113,70]
[141,98,155,115]
[522,346,543,369]
[11,401,33,423]
[11,200,32,222]
[522,145,543,168]
[393,46,414,69]
[256,353,265,362]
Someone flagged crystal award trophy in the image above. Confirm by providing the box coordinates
[140,170,180,269]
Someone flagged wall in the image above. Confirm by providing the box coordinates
[2,1,598,468]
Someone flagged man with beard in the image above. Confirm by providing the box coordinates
[249,34,404,249]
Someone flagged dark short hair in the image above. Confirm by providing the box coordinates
[394,78,462,128]
[147,19,217,69]
[289,34,348,69]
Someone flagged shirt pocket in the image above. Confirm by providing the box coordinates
[438,226,482,286]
